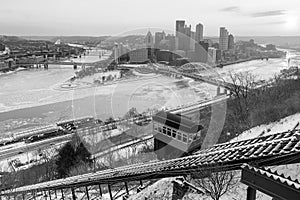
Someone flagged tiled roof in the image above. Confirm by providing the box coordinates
[241,164,300,190]
[2,130,300,195]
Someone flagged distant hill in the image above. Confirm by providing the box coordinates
[11,35,300,49]
[205,36,300,48]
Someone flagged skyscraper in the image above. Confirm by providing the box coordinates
[145,31,154,48]
[219,27,229,51]
[175,20,185,36]
[195,23,204,42]
[154,31,166,49]
[228,34,235,50]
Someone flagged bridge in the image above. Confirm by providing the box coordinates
[15,60,99,67]
[1,129,299,199]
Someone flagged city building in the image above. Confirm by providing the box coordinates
[195,41,209,63]
[219,27,229,51]
[228,34,235,50]
[153,111,203,159]
[177,24,192,51]
[129,48,148,63]
[208,47,217,64]
[165,34,176,51]
[156,50,174,63]
[175,20,185,37]
[190,31,196,51]
[195,23,204,42]
[154,31,166,49]
[145,31,154,48]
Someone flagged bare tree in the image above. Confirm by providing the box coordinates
[228,71,257,125]
[191,170,238,200]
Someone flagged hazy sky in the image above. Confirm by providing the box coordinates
[1,0,300,36]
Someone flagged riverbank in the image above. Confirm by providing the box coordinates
[216,56,274,68]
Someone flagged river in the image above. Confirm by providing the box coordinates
[0,48,297,134]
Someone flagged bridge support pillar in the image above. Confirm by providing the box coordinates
[246,186,256,200]
[108,184,113,200]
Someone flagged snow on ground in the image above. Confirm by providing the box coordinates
[231,112,300,142]
[126,112,300,200]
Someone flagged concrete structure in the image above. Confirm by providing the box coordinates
[219,27,229,51]
[195,23,204,42]
[228,34,235,50]
[129,48,148,63]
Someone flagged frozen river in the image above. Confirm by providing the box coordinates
[0,48,296,133]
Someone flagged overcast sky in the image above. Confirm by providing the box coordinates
[1,0,300,36]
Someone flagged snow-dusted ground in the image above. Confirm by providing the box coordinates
[127,112,300,200]
[231,113,300,143]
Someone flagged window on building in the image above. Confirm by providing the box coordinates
[163,127,166,134]
[182,134,187,143]
[167,128,171,136]
[189,134,194,143]
[177,132,182,141]
[172,130,177,138]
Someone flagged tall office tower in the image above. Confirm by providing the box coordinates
[190,31,196,51]
[195,23,204,42]
[177,24,191,51]
[228,34,235,50]
[154,31,166,49]
[166,34,176,51]
[219,27,229,51]
[145,31,154,48]
[175,20,185,36]
[195,41,209,63]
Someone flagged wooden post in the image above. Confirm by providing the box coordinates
[98,184,102,197]
[85,186,90,200]
[61,189,64,200]
[140,180,143,187]
[71,188,76,200]
[124,182,129,195]
[246,186,256,200]
[48,190,52,200]
[44,191,48,200]
[108,184,113,200]
[32,192,36,200]
[54,190,57,199]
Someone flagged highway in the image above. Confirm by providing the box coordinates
[0,134,71,161]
